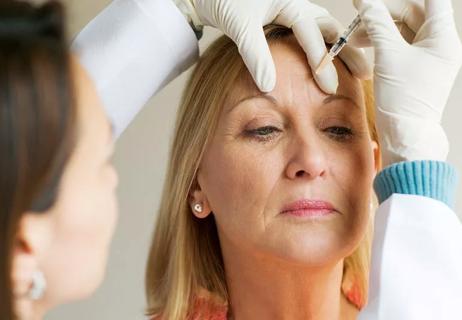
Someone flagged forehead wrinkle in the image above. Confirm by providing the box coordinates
[225,93,281,116]
[270,49,317,113]
[224,41,362,117]
[273,66,323,117]
[272,39,363,107]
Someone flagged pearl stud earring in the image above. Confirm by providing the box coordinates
[29,270,47,300]
[194,203,203,213]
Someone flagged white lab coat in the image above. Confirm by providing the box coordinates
[72,0,462,318]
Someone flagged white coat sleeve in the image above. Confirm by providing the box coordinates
[71,0,199,137]
[359,161,462,320]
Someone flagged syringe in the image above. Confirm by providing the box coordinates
[315,14,362,74]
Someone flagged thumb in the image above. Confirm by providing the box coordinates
[350,0,425,48]
[349,22,417,47]
[348,25,372,47]
[354,0,404,47]
[425,0,454,18]
[415,0,459,44]
[233,23,276,92]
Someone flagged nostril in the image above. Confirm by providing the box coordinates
[295,170,305,177]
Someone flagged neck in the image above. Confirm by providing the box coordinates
[17,298,47,320]
[222,245,357,320]
[32,302,46,320]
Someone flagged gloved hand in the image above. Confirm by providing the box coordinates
[174,0,372,93]
[352,0,462,166]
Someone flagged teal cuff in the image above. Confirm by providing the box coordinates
[374,161,459,209]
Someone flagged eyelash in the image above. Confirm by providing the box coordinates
[244,126,282,142]
[244,125,354,142]
[324,126,354,141]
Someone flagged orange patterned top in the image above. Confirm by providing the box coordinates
[152,283,364,320]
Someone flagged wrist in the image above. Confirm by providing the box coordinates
[374,160,458,208]
[172,0,203,39]
[377,112,449,167]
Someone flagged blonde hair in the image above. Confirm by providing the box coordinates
[146,25,380,319]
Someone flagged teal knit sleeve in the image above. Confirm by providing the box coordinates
[374,161,459,209]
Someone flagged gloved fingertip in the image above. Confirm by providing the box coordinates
[347,54,373,80]
[237,28,276,93]
[348,27,372,48]
[316,78,338,95]
[257,75,276,93]
[363,61,374,80]
[314,62,338,94]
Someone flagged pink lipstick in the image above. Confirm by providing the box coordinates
[281,199,336,218]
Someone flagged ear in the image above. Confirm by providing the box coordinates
[18,212,54,257]
[371,140,381,174]
[12,213,53,298]
[188,175,213,219]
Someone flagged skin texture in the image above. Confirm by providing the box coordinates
[190,37,379,319]
[12,57,118,320]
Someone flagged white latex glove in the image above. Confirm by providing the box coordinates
[175,0,372,93]
[352,0,462,166]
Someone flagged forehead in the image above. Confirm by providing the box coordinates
[225,36,364,112]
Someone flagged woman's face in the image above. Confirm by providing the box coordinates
[26,58,119,307]
[195,38,378,267]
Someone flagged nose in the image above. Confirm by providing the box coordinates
[285,131,327,180]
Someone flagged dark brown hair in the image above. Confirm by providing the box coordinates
[0,1,76,318]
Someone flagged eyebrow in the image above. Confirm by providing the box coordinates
[228,93,360,114]
[227,94,280,114]
[323,94,361,110]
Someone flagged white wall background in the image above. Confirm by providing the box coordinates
[46,1,462,319]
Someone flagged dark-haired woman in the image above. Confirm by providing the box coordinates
[0,2,118,319]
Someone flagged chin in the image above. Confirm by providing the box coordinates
[67,265,107,303]
[266,230,359,268]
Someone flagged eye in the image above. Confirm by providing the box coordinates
[324,126,353,141]
[244,126,282,142]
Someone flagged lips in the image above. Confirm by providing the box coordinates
[280,199,336,217]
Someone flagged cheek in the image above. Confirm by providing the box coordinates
[327,134,376,194]
[59,165,118,242]
[200,141,283,238]
[328,140,375,237]
[42,164,118,302]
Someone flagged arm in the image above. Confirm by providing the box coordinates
[72,0,199,137]
[360,161,462,319]
[352,1,462,316]
[352,0,462,167]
